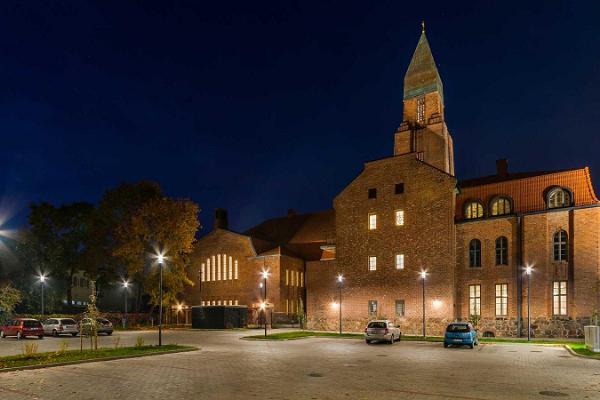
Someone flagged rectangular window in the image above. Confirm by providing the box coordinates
[234,260,238,279]
[395,254,404,270]
[286,269,289,286]
[368,213,377,230]
[300,272,304,287]
[395,183,404,194]
[368,256,377,271]
[368,188,377,199]
[368,300,378,317]
[217,300,221,305]
[469,284,481,316]
[553,281,568,316]
[229,256,233,280]
[495,284,508,317]
[201,263,205,282]
[395,210,404,226]
[217,254,222,280]
[417,95,425,124]
[222,254,227,280]
[211,256,216,281]
[395,300,405,317]
[234,300,238,306]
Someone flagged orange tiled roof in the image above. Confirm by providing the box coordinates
[456,167,599,218]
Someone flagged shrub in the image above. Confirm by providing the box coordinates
[135,336,145,348]
[22,342,38,357]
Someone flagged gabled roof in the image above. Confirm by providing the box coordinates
[404,29,444,104]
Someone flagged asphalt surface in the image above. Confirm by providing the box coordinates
[0,329,598,399]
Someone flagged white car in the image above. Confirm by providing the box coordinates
[364,320,402,344]
[42,318,79,337]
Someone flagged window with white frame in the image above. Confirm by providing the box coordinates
[368,213,377,230]
[369,256,377,271]
[395,300,405,317]
[553,281,567,316]
[469,284,481,316]
[495,284,508,317]
[395,210,405,226]
[553,230,568,261]
[395,254,404,270]
[368,300,378,316]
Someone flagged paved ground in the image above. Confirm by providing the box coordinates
[1,329,599,399]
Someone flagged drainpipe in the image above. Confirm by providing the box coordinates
[516,215,524,337]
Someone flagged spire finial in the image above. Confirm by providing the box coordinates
[421,20,425,34]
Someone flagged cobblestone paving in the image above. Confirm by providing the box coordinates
[1,330,599,399]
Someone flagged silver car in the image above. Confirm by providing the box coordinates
[43,318,79,337]
[364,320,402,344]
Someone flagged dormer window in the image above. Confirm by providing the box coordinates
[417,95,425,124]
[491,197,512,216]
[547,187,571,209]
[464,201,484,219]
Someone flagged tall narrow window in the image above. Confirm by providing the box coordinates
[217,254,222,280]
[395,300,405,317]
[368,256,377,271]
[222,254,227,280]
[234,260,238,279]
[553,281,568,316]
[201,263,205,282]
[300,272,304,287]
[368,300,378,317]
[395,210,405,226]
[416,95,425,124]
[286,269,289,286]
[229,256,233,280]
[368,213,377,230]
[469,285,481,316]
[495,236,508,265]
[469,239,481,267]
[395,254,404,270]
[495,284,508,316]
[206,259,211,282]
[211,256,216,281]
[553,230,568,261]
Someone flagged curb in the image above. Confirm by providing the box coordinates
[0,347,199,373]
[563,344,600,360]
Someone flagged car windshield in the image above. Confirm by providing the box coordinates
[61,319,77,324]
[367,322,387,329]
[447,324,470,332]
[23,320,41,328]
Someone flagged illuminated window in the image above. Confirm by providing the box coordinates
[368,300,378,316]
[286,299,289,314]
[491,197,511,216]
[234,260,238,279]
[416,95,425,124]
[211,255,216,281]
[229,256,233,280]
[469,239,481,267]
[201,263,206,282]
[469,285,481,316]
[368,213,377,230]
[495,236,508,265]
[222,254,227,280]
[553,281,567,316]
[217,300,221,305]
[495,284,508,316]
[369,256,377,271]
[201,301,205,306]
[300,272,304,287]
[548,188,571,209]
[234,300,238,306]
[395,300,405,317]
[217,254,222,280]
[286,269,289,286]
[395,210,404,226]
[465,202,484,219]
[553,230,568,261]
[395,254,404,270]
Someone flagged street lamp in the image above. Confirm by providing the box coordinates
[261,270,268,337]
[420,271,427,338]
[337,274,343,335]
[155,251,166,346]
[122,280,129,329]
[176,304,183,325]
[39,274,46,315]
[525,266,533,341]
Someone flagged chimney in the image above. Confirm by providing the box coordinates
[496,159,509,178]
[214,208,229,230]
[287,208,296,218]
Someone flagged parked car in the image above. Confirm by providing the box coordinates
[444,322,479,348]
[42,318,79,337]
[0,318,44,339]
[79,317,113,336]
[364,320,401,344]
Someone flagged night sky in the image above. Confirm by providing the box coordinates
[1,1,599,233]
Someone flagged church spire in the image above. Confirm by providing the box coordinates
[403,23,443,105]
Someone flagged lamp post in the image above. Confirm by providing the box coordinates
[156,252,165,346]
[420,271,427,338]
[39,274,46,315]
[261,270,268,337]
[337,274,343,335]
[525,266,533,341]
[122,281,129,329]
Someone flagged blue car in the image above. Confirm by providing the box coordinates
[443,322,478,349]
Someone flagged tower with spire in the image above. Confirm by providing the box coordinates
[394,23,455,175]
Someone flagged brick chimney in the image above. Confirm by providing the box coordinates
[496,159,509,177]
[214,208,228,230]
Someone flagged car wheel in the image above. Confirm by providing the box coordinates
[474,340,479,346]
[365,339,371,344]
[389,335,394,344]
[0,330,5,338]
[443,343,448,348]
[38,335,44,339]
[72,333,78,337]
[106,332,112,336]
[53,330,58,337]
[17,331,22,340]
[469,343,474,349]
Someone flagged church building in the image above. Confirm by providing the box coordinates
[184,27,600,338]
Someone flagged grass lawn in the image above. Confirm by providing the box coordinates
[567,343,600,358]
[0,344,194,370]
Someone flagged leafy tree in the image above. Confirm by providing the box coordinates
[113,197,200,309]
[0,283,22,316]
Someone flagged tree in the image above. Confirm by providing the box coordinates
[0,283,22,318]
[113,197,200,308]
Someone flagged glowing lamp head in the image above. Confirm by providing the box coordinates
[177,304,183,311]
[420,271,427,279]
[331,301,339,309]
[261,270,269,279]
[39,275,46,283]
[337,274,343,283]
[525,266,533,275]
[259,302,266,310]
[123,281,129,288]
[157,253,165,265]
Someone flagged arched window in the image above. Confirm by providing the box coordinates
[553,230,568,261]
[495,236,508,265]
[465,202,484,219]
[548,188,571,209]
[469,239,481,267]
[491,197,512,216]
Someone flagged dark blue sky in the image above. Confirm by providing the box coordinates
[1,1,599,233]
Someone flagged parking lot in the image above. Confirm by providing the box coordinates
[1,329,599,399]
